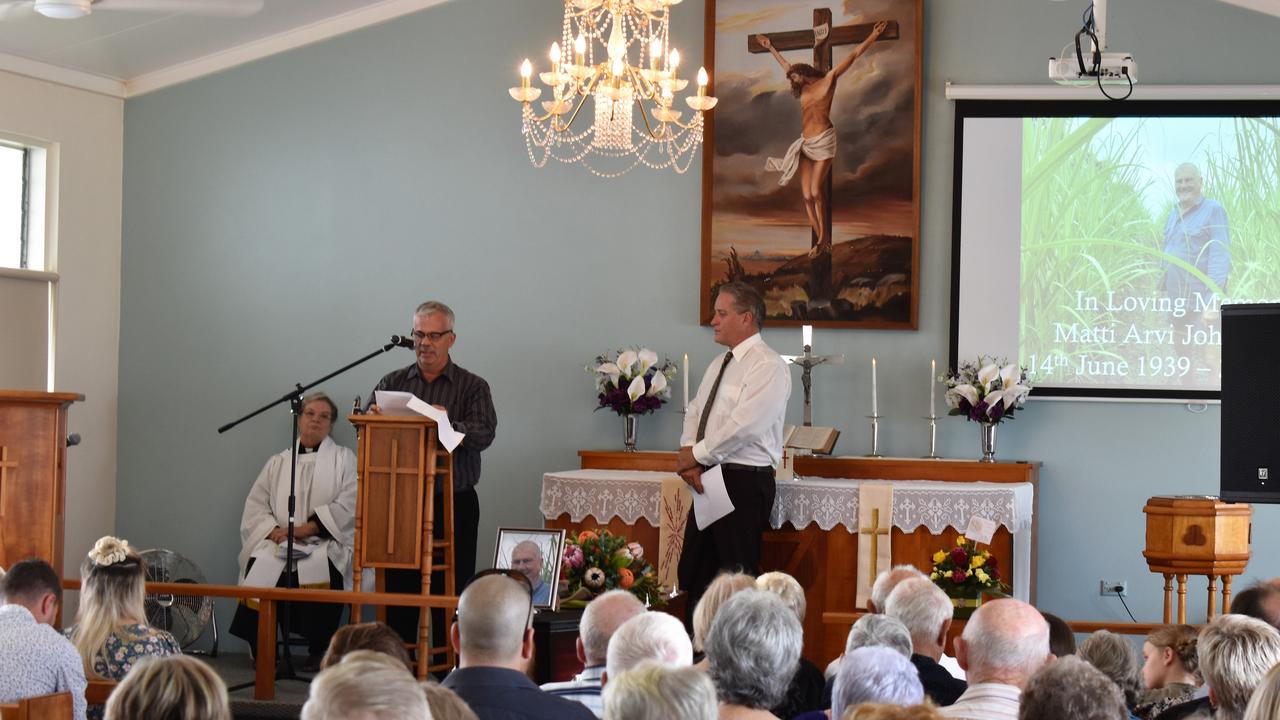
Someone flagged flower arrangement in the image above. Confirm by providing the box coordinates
[942,357,1032,424]
[929,535,1009,599]
[588,348,678,416]
[559,529,665,607]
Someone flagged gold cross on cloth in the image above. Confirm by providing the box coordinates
[860,507,891,579]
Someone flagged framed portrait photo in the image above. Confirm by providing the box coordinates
[492,527,566,611]
[701,0,923,328]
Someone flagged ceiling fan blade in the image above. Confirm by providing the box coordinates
[1217,0,1280,17]
[93,0,263,16]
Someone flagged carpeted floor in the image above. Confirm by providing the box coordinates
[200,651,311,719]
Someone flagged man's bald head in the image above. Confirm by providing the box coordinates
[511,541,545,588]
[455,574,533,666]
[870,565,927,613]
[956,598,1051,687]
[580,590,647,666]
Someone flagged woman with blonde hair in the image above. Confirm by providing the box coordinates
[1135,624,1200,720]
[105,655,230,720]
[691,571,755,665]
[1243,661,1280,720]
[841,704,943,720]
[66,536,181,718]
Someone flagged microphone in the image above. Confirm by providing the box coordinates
[390,334,415,349]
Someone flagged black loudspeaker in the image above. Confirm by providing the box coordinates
[1221,303,1280,504]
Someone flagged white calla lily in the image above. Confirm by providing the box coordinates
[616,350,638,376]
[998,364,1021,390]
[647,371,667,396]
[627,375,646,403]
[638,348,658,374]
[596,361,622,387]
[946,384,979,408]
[977,364,1001,392]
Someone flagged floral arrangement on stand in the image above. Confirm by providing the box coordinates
[942,358,1033,424]
[559,529,665,608]
[588,348,678,416]
[930,535,1009,617]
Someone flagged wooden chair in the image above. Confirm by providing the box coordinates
[0,691,74,720]
[86,679,118,706]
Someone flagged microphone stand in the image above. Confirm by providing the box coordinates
[220,336,409,688]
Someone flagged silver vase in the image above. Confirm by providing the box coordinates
[623,414,638,452]
[979,421,997,463]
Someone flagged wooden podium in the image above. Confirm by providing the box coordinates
[1143,495,1252,623]
[349,414,456,678]
[0,390,81,578]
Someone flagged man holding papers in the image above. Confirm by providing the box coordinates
[366,300,497,645]
[677,282,791,611]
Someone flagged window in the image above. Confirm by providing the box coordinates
[0,138,46,272]
[0,135,52,390]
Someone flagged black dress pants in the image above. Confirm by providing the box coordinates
[677,465,776,615]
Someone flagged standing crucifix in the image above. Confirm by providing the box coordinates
[783,340,844,426]
[750,10,896,311]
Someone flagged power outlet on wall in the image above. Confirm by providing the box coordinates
[1100,580,1128,597]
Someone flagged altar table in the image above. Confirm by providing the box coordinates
[541,451,1039,666]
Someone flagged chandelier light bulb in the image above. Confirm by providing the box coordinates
[607,16,626,62]
[668,49,680,73]
[612,58,625,80]
[550,42,561,66]
[574,33,587,57]
[697,67,709,96]
[650,38,663,68]
[520,59,532,89]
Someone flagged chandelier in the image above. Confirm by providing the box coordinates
[508,0,717,177]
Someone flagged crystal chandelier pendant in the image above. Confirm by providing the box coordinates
[593,86,635,152]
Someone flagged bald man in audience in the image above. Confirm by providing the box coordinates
[885,576,967,706]
[541,590,645,718]
[442,574,595,720]
[605,612,694,682]
[868,566,964,680]
[941,599,1051,720]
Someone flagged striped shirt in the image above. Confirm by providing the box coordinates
[368,360,496,491]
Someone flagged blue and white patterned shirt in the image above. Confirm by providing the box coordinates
[0,604,88,720]
[541,664,605,718]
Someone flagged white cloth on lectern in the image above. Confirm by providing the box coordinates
[238,437,357,589]
[765,127,838,186]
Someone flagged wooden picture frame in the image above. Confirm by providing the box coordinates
[493,527,566,611]
[700,0,922,329]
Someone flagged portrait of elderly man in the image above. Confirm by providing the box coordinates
[509,540,552,606]
[1161,162,1231,306]
[230,391,357,669]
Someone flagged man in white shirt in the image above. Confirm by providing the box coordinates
[677,281,791,610]
[0,559,88,720]
[941,598,1051,720]
[541,590,645,717]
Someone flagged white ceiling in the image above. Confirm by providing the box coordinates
[0,0,452,97]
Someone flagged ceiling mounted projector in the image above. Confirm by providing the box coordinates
[1048,0,1135,99]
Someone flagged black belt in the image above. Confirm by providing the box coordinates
[721,463,773,474]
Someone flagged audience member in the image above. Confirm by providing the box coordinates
[870,566,929,614]
[1079,630,1143,711]
[66,537,180,719]
[692,571,755,661]
[441,572,594,720]
[104,655,230,720]
[885,577,967,706]
[540,589,644,717]
[1040,611,1076,657]
[1242,662,1280,720]
[301,650,430,720]
[422,682,480,720]
[605,611,693,681]
[705,589,802,719]
[755,571,825,718]
[602,661,718,720]
[831,646,925,718]
[321,621,412,671]
[1227,582,1280,631]
[1192,614,1280,720]
[0,558,88,720]
[943,598,1050,720]
[1136,625,1199,720]
[843,704,946,720]
[1019,655,1127,720]
[819,614,917,711]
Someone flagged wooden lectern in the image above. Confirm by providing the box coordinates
[0,390,81,578]
[1143,495,1252,623]
[349,414,456,679]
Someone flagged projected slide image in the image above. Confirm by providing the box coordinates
[1018,116,1280,391]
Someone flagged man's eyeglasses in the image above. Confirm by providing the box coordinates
[458,568,535,627]
[411,330,454,343]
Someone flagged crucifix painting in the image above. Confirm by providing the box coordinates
[700,0,922,328]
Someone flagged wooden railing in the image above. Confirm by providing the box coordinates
[823,610,1181,638]
[63,580,458,701]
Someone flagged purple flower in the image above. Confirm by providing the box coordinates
[950,570,968,584]
[950,547,968,566]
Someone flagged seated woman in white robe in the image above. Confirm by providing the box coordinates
[229,391,357,670]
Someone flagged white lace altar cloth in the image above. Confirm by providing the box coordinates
[541,469,1035,601]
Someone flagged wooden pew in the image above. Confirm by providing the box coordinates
[86,679,118,706]
[0,691,74,720]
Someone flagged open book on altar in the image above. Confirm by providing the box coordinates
[784,424,840,455]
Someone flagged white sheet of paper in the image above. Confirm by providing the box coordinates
[964,515,998,545]
[692,464,735,530]
[374,390,466,453]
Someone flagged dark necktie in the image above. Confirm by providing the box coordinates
[695,351,734,442]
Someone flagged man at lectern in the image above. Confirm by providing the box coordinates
[230,391,357,669]
[366,300,497,645]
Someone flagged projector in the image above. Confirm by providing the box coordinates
[1049,52,1136,86]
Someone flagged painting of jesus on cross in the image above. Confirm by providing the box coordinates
[700,0,921,329]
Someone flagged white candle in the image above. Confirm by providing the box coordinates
[683,353,690,408]
[930,358,937,417]
[802,324,813,348]
[871,357,878,416]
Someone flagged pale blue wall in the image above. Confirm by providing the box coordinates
[117,0,1280,648]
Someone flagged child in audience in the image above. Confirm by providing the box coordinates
[1135,624,1200,720]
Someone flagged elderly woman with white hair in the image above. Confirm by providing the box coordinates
[832,646,926,718]
[604,662,717,720]
[705,589,803,719]
[755,571,825,718]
